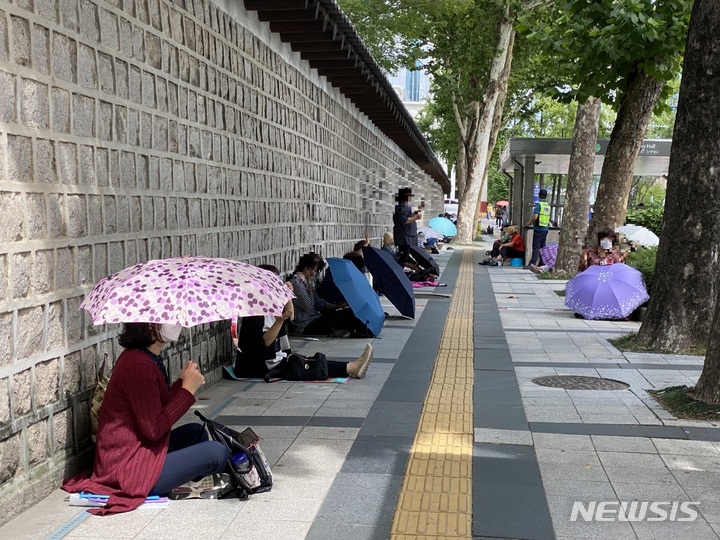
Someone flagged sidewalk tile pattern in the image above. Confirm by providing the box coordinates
[391,250,473,539]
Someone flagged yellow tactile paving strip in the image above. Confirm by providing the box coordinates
[391,250,474,539]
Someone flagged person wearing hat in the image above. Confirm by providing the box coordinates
[393,188,423,267]
[527,188,551,266]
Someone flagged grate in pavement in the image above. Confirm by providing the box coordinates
[531,375,630,390]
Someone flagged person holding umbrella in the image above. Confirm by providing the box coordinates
[62,323,230,513]
[578,228,627,272]
[393,187,423,268]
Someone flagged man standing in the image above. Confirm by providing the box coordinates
[393,188,422,267]
[527,189,551,266]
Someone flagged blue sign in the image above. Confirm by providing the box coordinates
[533,183,540,203]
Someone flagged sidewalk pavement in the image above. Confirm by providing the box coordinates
[2,238,720,540]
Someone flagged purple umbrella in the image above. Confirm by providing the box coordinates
[539,243,558,268]
[565,263,649,320]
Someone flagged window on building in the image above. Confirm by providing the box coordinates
[406,70,420,102]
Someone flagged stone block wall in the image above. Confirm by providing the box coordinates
[0,0,443,521]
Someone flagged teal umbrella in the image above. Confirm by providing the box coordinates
[428,217,457,237]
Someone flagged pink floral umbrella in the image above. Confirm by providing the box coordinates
[81,257,294,327]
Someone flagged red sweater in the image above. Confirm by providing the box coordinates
[62,348,195,515]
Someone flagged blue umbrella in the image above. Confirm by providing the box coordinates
[326,258,385,336]
[429,217,457,237]
[362,247,415,319]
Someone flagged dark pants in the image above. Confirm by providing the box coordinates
[500,247,525,260]
[397,244,411,266]
[495,217,503,227]
[327,361,349,378]
[530,229,548,265]
[152,423,229,495]
[302,308,364,336]
[490,241,502,258]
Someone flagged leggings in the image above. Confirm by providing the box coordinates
[151,423,229,495]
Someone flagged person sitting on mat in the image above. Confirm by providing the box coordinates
[62,323,230,513]
[288,253,365,337]
[235,264,372,379]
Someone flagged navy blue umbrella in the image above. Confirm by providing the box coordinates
[362,247,415,319]
[325,258,384,337]
[409,246,440,276]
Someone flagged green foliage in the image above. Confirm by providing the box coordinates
[625,246,658,293]
[625,207,665,235]
[521,0,692,112]
[649,386,718,419]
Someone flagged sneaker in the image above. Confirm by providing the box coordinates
[529,264,542,274]
[349,344,373,379]
[495,260,503,266]
[168,473,230,500]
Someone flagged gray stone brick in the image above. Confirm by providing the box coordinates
[95,147,108,186]
[130,196,142,231]
[25,192,47,239]
[114,105,127,143]
[0,10,8,61]
[81,346,97,391]
[97,52,113,94]
[0,434,22,483]
[11,253,31,299]
[98,100,112,141]
[7,135,32,182]
[60,0,79,32]
[107,149,118,187]
[32,23,50,73]
[119,16,132,57]
[56,247,74,289]
[0,312,10,366]
[0,378,9,424]
[72,94,95,138]
[66,194,87,238]
[66,296,83,345]
[47,194,66,238]
[166,197,177,229]
[116,195,130,233]
[35,0,58,23]
[131,25,144,61]
[52,408,72,452]
[159,157,172,191]
[16,307,42,361]
[77,43,96,89]
[56,142,76,184]
[27,420,49,465]
[140,111,151,147]
[11,16,31,67]
[108,241,124,275]
[32,250,53,295]
[145,31,161,69]
[35,139,56,183]
[20,78,48,128]
[93,243,107,280]
[154,196,166,229]
[153,115,167,151]
[78,145,94,185]
[115,58,128,99]
[99,8,118,49]
[119,151,135,189]
[127,108,138,145]
[125,239,137,266]
[0,192,25,242]
[168,119,177,152]
[129,65,141,103]
[77,246,92,285]
[102,195,116,234]
[46,301,64,351]
[135,154,147,189]
[78,0,99,42]
[148,156,159,189]
[51,87,70,132]
[141,70,155,107]
[52,32,76,83]
[74,399,90,446]
[35,359,59,408]
[0,71,15,122]
[62,350,80,395]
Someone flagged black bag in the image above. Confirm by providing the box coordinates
[265,352,329,381]
[194,411,273,499]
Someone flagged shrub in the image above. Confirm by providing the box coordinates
[625,207,664,235]
[625,246,658,293]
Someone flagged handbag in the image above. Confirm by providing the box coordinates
[264,352,329,381]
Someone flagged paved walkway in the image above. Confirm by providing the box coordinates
[2,240,720,539]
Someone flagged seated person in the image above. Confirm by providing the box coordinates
[480,226,511,265]
[495,225,525,266]
[288,253,364,337]
[381,232,398,260]
[235,265,373,379]
[579,228,627,272]
[62,323,229,513]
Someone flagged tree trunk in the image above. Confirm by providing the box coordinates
[554,97,602,276]
[456,8,514,243]
[637,0,720,355]
[588,69,664,242]
[696,291,720,403]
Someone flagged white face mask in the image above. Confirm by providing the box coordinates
[600,239,613,250]
[158,324,183,342]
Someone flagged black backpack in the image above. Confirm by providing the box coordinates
[194,411,273,499]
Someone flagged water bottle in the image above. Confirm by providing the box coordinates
[230,451,261,489]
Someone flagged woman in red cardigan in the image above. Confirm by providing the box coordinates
[62,323,229,515]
